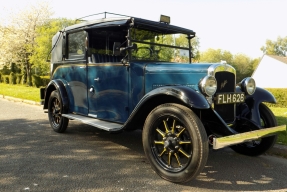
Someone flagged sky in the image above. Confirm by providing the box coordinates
[1,0,286,59]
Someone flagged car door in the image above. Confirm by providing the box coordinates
[87,63,129,123]
[62,30,88,115]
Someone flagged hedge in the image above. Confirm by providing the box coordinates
[265,88,287,108]
[1,75,10,84]
[16,74,22,84]
[41,76,50,86]
[9,72,16,85]
[0,73,50,87]
[32,75,51,88]
[32,75,43,88]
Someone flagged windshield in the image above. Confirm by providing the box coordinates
[130,28,191,63]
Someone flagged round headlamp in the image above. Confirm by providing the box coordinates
[199,75,217,96]
[240,77,256,95]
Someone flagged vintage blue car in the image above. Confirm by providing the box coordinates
[40,12,285,183]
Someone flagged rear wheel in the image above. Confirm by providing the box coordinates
[48,90,69,133]
[231,103,277,156]
[142,103,208,183]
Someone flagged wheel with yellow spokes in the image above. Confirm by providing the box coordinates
[143,103,208,183]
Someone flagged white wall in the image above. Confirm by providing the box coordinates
[252,55,287,88]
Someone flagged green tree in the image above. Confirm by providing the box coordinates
[199,48,233,64]
[199,49,256,82]
[30,18,75,75]
[232,53,254,82]
[251,57,260,72]
[175,35,200,62]
[0,2,52,85]
[261,36,287,56]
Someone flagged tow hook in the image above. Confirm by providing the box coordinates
[208,135,216,145]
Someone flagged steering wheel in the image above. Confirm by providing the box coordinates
[136,47,153,59]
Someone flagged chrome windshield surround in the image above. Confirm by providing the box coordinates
[207,64,236,77]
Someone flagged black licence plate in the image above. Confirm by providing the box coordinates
[215,93,245,104]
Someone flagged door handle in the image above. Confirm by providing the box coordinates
[94,78,100,81]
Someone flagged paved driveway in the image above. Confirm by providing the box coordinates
[0,98,287,192]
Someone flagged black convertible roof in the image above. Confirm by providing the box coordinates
[64,13,195,36]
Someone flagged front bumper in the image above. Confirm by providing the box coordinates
[213,125,286,150]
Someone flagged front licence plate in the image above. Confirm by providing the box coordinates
[215,93,245,104]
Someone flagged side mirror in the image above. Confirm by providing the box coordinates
[113,42,121,56]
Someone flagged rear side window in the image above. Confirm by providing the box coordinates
[68,31,86,60]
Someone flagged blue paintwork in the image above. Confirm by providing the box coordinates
[52,63,88,115]
[49,61,215,123]
[144,62,212,93]
[130,62,212,108]
[87,64,129,123]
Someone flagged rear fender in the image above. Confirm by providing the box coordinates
[43,79,69,113]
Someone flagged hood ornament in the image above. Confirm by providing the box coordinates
[221,60,227,71]
[220,80,228,90]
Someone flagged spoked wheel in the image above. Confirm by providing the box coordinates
[48,90,69,133]
[143,103,208,183]
[231,103,277,156]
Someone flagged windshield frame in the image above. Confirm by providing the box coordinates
[127,20,194,63]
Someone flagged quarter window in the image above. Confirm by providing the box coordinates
[68,31,86,60]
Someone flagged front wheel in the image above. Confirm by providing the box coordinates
[48,90,69,133]
[231,103,277,156]
[142,103,208,183]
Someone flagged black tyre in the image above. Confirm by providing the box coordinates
[231,103,277,156]
[142,103,209,183]
[48,90,69,133]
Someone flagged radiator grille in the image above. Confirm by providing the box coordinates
[214,72,236,123]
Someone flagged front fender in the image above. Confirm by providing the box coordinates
[237,86,276,126]
[43,79,69,112]
[143,86,210,109]
[122,86,210,131]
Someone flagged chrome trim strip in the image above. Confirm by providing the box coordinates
[207,64,236,76]
[213,125,286,150]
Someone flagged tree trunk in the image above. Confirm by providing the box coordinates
[26,62,32,86]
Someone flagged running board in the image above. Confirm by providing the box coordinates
[62,114,123,132]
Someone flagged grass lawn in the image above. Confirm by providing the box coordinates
[0,83,41,102]
[1,83,286,144]
[269,107,287,145]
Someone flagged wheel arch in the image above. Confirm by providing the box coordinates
[237,86,276,126]
[124,86,210,131]
[43,79,69,113]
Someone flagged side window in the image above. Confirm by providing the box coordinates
[88,28,127,63]
[68,31,86,60]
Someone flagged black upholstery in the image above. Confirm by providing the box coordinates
[91,54,123,63]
